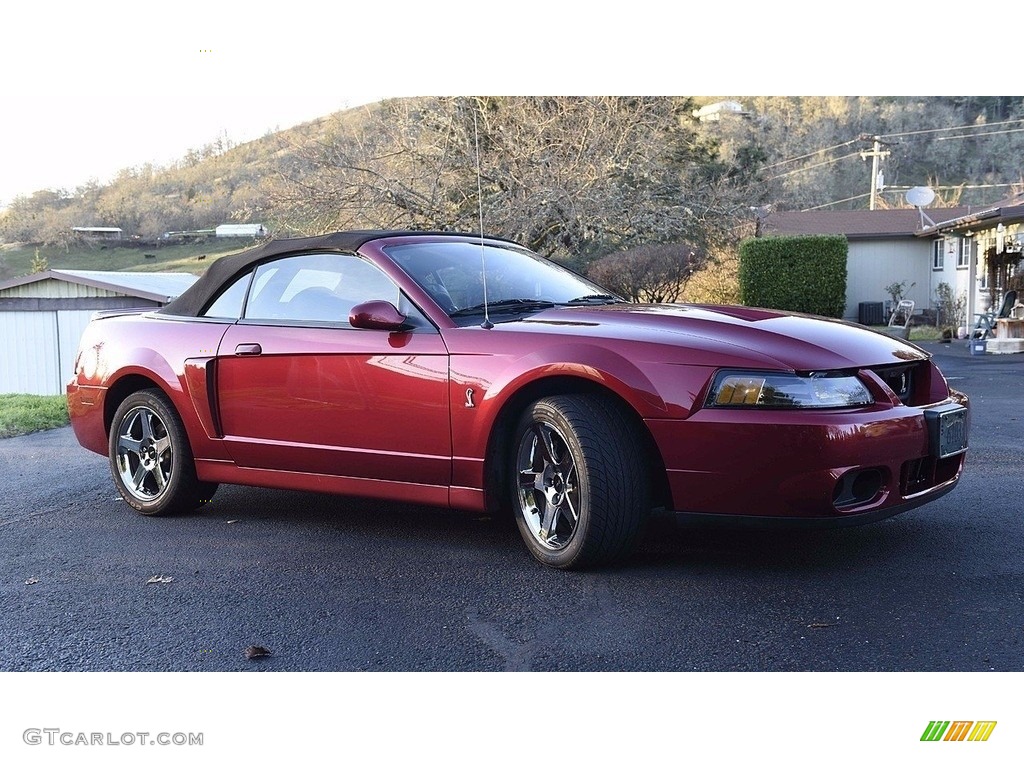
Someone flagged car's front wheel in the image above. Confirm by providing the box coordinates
[512,394,649,569]
[108,389,217,516]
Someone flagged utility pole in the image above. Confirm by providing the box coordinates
[859,135,891,210]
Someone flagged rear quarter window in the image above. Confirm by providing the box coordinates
[202,272,253,319]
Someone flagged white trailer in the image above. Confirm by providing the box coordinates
[215,223,267,238]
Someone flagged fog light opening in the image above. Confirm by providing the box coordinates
[833,468,884,509]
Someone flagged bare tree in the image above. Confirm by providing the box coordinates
[267,97,766,262]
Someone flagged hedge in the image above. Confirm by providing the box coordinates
[738,235,848,318]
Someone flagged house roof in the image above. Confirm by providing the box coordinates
[762,207,975,240]
[918,192,1024,235]
[0,269,198,303]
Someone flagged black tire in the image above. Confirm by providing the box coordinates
[108,389,218,516]
[511,394,649,569]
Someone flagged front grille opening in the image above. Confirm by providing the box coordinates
[901,457,934,496]
[871,363,922,405]
[901,455,962,496]
[833,468,885,509]
[934,455,962,485]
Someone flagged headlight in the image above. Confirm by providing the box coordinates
[706,370,874,409]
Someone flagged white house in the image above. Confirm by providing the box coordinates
[763,206,974,323]
[0,270,197,395]
[916,195,1024,332]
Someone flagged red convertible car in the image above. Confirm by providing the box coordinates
[67,231,969,569]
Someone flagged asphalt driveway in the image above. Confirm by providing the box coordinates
[1,341,1021,671]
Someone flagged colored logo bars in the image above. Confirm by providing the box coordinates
[921,721,997,742]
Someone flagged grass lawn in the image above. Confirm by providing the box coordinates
[0,394,70,438]
[0,238,254,281]
[866,325,944,342]
[907,326,944,342]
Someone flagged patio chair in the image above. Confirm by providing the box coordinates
[972,290,1018,339]
[886,299,914,340]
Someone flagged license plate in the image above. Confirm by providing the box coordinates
[925,405,969,459]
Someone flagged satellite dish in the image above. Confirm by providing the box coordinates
[906,186,936,207]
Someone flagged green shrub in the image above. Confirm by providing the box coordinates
[738,235,847,318]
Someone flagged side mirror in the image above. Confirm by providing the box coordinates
[349,300,410,331]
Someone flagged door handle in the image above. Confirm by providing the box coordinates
[234,343,262,356]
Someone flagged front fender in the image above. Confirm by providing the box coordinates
[483,342,669,416]
[448,342,671,492]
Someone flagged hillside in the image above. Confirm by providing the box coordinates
[0,104,372,252]
[2,96,1023,275]
[0,238,255,282]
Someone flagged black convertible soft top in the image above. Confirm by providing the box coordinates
[158,230,513,317]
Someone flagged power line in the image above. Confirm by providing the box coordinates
[770,120,1024,209]
[769,118,1024,175]
[802,182,1020,211]
[936,127,1024,142]
[765,150,863,181]
[766,117,1024,175]
[878,117,1024,140]
[887,183,1020,191]
[762,139,861,170]
[802,192,871,211]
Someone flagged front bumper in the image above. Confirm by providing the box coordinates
[645,396,967,525]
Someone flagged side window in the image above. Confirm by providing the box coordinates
[242,253,412,325]
[202,271,252,319]
[932,239,944,271]
[957,237,971,269]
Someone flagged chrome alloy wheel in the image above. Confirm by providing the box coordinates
[515,421,581,550]
[114,405,173,502]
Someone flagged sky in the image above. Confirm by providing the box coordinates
[1,3,998,209]
[1,4,386,206]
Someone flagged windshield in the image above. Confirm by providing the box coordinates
[384,241,619,322]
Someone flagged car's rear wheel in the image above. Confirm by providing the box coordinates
[108,389,217,516]
[512,394,649,569]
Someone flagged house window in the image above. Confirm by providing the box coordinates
[957,237,971,269]
[932,239,944,270]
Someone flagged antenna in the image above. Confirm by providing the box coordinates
[473,107,493,330]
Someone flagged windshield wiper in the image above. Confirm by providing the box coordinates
[565,294,625,304]
[449,298,556,317]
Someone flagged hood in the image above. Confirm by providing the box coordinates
[509,303,929,371]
